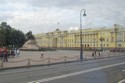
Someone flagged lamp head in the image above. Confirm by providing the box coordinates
[83,11,86,16]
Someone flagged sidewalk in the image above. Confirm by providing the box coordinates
[0,50,124,69]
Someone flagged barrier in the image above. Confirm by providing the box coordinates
[7,59,27,63]
[0,52,124,69]
[27,58,30,66]
[48,57,50,65]
[3,56,79,68]
[30,58,48,62]
[66,56,78,59]
[64,56,67,63]
[76,55,79,60]
[49,57,64,61]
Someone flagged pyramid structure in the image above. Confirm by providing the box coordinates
[20,39,39,50]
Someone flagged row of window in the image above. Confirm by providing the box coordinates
[66,38,110,43]
[67,44,109,47]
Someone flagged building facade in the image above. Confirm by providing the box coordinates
[34,24,125,50]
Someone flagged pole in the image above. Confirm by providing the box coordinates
[94,35,96,58]
[80,9,86,60]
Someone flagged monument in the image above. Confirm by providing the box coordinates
[20,39,40,51]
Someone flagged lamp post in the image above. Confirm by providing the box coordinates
[114,28,118,49]
[80,9,86,60]
[94,34,95,51]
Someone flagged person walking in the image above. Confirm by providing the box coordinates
[98,51,101,58]
[92,51,94,58]
[94,50,96,58]
[41,50,44,58]
[11,48,15,57]
[14,48,17,56]
[3,48,8,62]
[17,49,20,56]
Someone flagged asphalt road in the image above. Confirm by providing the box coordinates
[0,55,125,83]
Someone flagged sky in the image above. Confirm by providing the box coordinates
[0,0,125,34]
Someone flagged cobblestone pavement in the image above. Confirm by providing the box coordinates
[0,50,124,68]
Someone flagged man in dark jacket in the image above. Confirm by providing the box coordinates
[3,48,8,62]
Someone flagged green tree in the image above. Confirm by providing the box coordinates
[9,28,26,48]
[0,22,26,48]
[0,33,6,47]
[26,31,35,40]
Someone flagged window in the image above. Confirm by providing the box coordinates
[100,44,102,46]
[111,37,114,42]
[107,39,108,42]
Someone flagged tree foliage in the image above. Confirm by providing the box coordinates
[0,22,26,48]
[26,31,35,40]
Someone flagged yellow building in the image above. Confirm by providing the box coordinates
[34,24,125,50]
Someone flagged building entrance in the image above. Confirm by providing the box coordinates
[53,38,58,48]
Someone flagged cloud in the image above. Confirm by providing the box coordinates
[0,0,125,34]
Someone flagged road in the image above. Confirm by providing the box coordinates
[0,55,125,83]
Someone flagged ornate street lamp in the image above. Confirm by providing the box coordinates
[114,28,118,48]
[80,9,86,60]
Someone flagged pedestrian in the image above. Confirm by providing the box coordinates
[3,48,8,62]
[11,49,15,57]
[94,50,96,58]
[41,50,44,58]
[17,49,20,56]
[92,51,94,58]
[14,48,17,56]
[98,51,101,58]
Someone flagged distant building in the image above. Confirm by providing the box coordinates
[34,24,125,50]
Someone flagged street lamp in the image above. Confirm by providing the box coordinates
[94,34,95,51]
[80,9,86,60]
[114,28,118,49]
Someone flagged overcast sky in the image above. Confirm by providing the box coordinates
[0,0,125,34]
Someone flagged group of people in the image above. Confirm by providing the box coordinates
[92,50,102,58]
[0,47,20,62]
[0,47,8,62]
[10,48,20,57]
